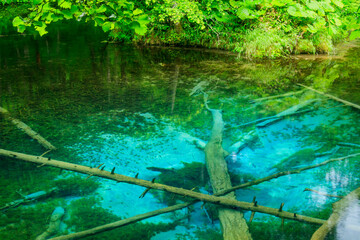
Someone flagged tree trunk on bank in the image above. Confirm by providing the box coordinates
[311,187,360,240]
[205,109,252,240]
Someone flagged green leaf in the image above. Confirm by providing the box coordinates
[236,8,257,20]
[59,1,71,9]
[35,24,48,36]
[70,5,79,14]
[13,16,24,27]
[133,8,143,16]
[331,16,342,26]
[137,14,150,25]
[331,0,344,8]
[97,5,107,13]
[287,6,298,16]
[18,25,26,33]
[319,2,335,12]
[129,21,147,35]
[101,21,114,32]
[349,30,360,40]
[62,10,73,19]
[32,0,42,5]
[306,1,320,11]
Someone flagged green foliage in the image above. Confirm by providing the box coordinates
[235,24,296,59]
[2,0,360,57]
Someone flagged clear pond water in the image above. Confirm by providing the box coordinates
[0,25,360,240]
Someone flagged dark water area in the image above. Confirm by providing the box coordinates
[0,24,360,240]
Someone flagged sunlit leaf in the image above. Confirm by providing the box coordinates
[59,1,71,9]
[349,30,360,40]
[133,8,143,15]
[32,0,42,5]
[97,5,107,13]
[102,21,114,32]
[331,0,344,8]
[12,16,24,27]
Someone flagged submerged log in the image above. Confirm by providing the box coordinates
[0,107,56,150]
[0,148,326,225]
[204,106,252,240]
[298,84,360,111]
[311,187,360,240]
[49,201,195,240]
[256,99,318,128]
[303,188,343,199]
[36,207,65,240]
[0,187,58,212]
[250,90,305,103]
[217,152,360,196]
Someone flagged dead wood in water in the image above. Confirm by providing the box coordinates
[311,187,360,240]
[0,187,58,212]
[298,84,360,111]
[0,107,56,150]
[0,148,327,226]
[203,94,252,240]
[256,99,318,128]
[49,201,195,240]
[250,90,305,103]
[303,188,343,199]
[36,207,65,240]
[216,152,360,196]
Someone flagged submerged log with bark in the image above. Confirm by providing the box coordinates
[0,148,326,226]
[204,102,252,240]
[0,107,56,150]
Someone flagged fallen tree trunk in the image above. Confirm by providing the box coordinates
[311,187,360,240]
[0,148,326,225]
[297,84,360,111]
[204,103,252,239]
[0,107,56,150]
[36,207,65,240]
[303,188,343,199]
[237,109,312,128]
[250,90,305,103]
[216,152,360,196]
[0,187,58,212]
[228,130,258,155]
[49,201,195,240]
[256,99,318,128]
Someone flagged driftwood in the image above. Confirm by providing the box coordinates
[49,202,195,240]
[237,109,313,128]
[36,207,65,240]
[217,152,360,196]
[203,95,252,240]
[303,188,343,199]
[298,84,360,111]
[228,130,258,154]
[311,187,360,240]
[179,132,207,149]
[250,90,305,103]
[0,148,326,225]
[0,107,56,150]
[338,142,360,148]
[256,99,318,128]
[0,187,58,212]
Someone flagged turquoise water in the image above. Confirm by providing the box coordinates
[0,26,360,239]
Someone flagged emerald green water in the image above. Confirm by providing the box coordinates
[1,25,360,239]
